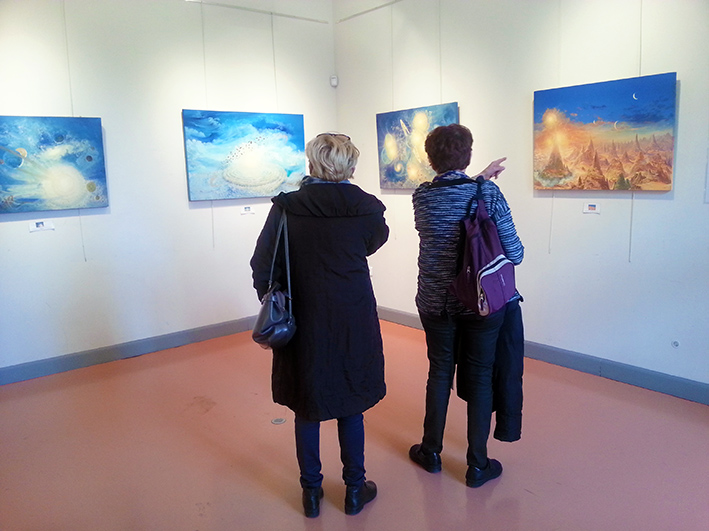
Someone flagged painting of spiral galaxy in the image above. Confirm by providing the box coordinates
[376,102,459,189]
[0,116,108,213]
[534,73,677,191]
[182,110,305,200]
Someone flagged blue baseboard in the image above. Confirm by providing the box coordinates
[0,317,256,386]
[377,307,709,406]
[3,309,708,407]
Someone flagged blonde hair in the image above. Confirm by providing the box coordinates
[305,133,360,182]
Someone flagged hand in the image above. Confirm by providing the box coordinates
[479,157,507,180]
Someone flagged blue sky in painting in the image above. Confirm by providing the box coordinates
[182,110,305,200]
[376,102,459,189]
[534,73,676,126]
[0,116,107,213]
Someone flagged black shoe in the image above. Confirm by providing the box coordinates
[344,480,377,515]
[302,486,324,518]
[465,458,503,488]
[409,444,442,473]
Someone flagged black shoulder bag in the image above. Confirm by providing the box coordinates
[252,209,296,349]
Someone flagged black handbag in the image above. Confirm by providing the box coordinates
[252,209,296,349]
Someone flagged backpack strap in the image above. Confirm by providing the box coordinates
[472,175,491,219]
[428,174,485,216]
[475,175,485,199]
[428,177,474,188]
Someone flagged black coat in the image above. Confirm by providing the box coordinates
[250,181,389,421]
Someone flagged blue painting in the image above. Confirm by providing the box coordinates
[0,116,108,213]
[376,102,459,189]
[534,73,677,191]
[182,110,306,200]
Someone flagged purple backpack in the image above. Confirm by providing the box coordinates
[449,177,516,316]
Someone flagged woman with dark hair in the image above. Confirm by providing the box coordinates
[409,124,524,488]
[251,133,389,517]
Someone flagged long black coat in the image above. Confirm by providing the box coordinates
[250,181,389,421]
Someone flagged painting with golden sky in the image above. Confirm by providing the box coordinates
[377,102,458,189]
[534,73,676,191]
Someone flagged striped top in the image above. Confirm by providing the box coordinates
[412,170,524,316]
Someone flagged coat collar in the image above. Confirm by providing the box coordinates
[273,182,385,218]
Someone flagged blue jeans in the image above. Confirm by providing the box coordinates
[419,309,504,468]
[294,413,365,489]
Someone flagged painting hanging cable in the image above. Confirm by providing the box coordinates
[271,14,279,112]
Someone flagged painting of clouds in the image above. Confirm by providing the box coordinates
[534,73,677,191]
[182,110,306,200]
[0,116,108,213]
[376,102,459,189]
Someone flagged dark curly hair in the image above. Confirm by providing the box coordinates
[424,124,473,174]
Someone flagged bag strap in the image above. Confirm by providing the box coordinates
[429,175,486,215]
[475,175,485,200]
[282,211,292,312]
[461,176,482,217]
[473,175,491,220]
[428,177,472,188]
[268,209,292,312]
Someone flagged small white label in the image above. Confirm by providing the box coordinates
[241,206,255,215]
[583,203,601,214]
[29,220,55,232]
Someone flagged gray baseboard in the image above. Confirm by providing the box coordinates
[3,308,708,407]
[377,306,423,330]
[523,341,709,406]
[377,307,709,406]
[0,316,256,386]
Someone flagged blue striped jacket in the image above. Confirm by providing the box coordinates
[412,170,524,316]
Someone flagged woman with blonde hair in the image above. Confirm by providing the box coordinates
[251,133,389,517]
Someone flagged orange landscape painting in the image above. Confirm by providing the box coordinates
[533,73,676,191]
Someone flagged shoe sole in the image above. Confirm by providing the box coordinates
[345,497,376,515]
[409,446,442,473]
[466,476,500,488]
[418,463,441,473]
[466,466,502,487]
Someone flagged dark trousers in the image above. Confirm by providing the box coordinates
[492,299,524,442]
[294,413,365,489]
[419,308,504,469]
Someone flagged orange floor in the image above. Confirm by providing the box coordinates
[1,321,707,530]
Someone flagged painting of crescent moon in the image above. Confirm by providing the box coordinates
[0,116,108,213]
[534,73,676,191]
[182,110,305,200]
[376,102,459,189]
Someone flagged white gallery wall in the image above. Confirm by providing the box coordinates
[0,0,336,369]
[1,0,708,390]
[335,0,709,385]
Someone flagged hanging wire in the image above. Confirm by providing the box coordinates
[438,0,443,104]
[270,13,279,112]
[628,0,644,263]
[61,1,90,261]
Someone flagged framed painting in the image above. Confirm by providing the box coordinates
[534,73,677,191]
[0,116,108,213]
[182,110,306,200]
[376,102,459,189]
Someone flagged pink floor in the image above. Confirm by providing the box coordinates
[1,321,707,530]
